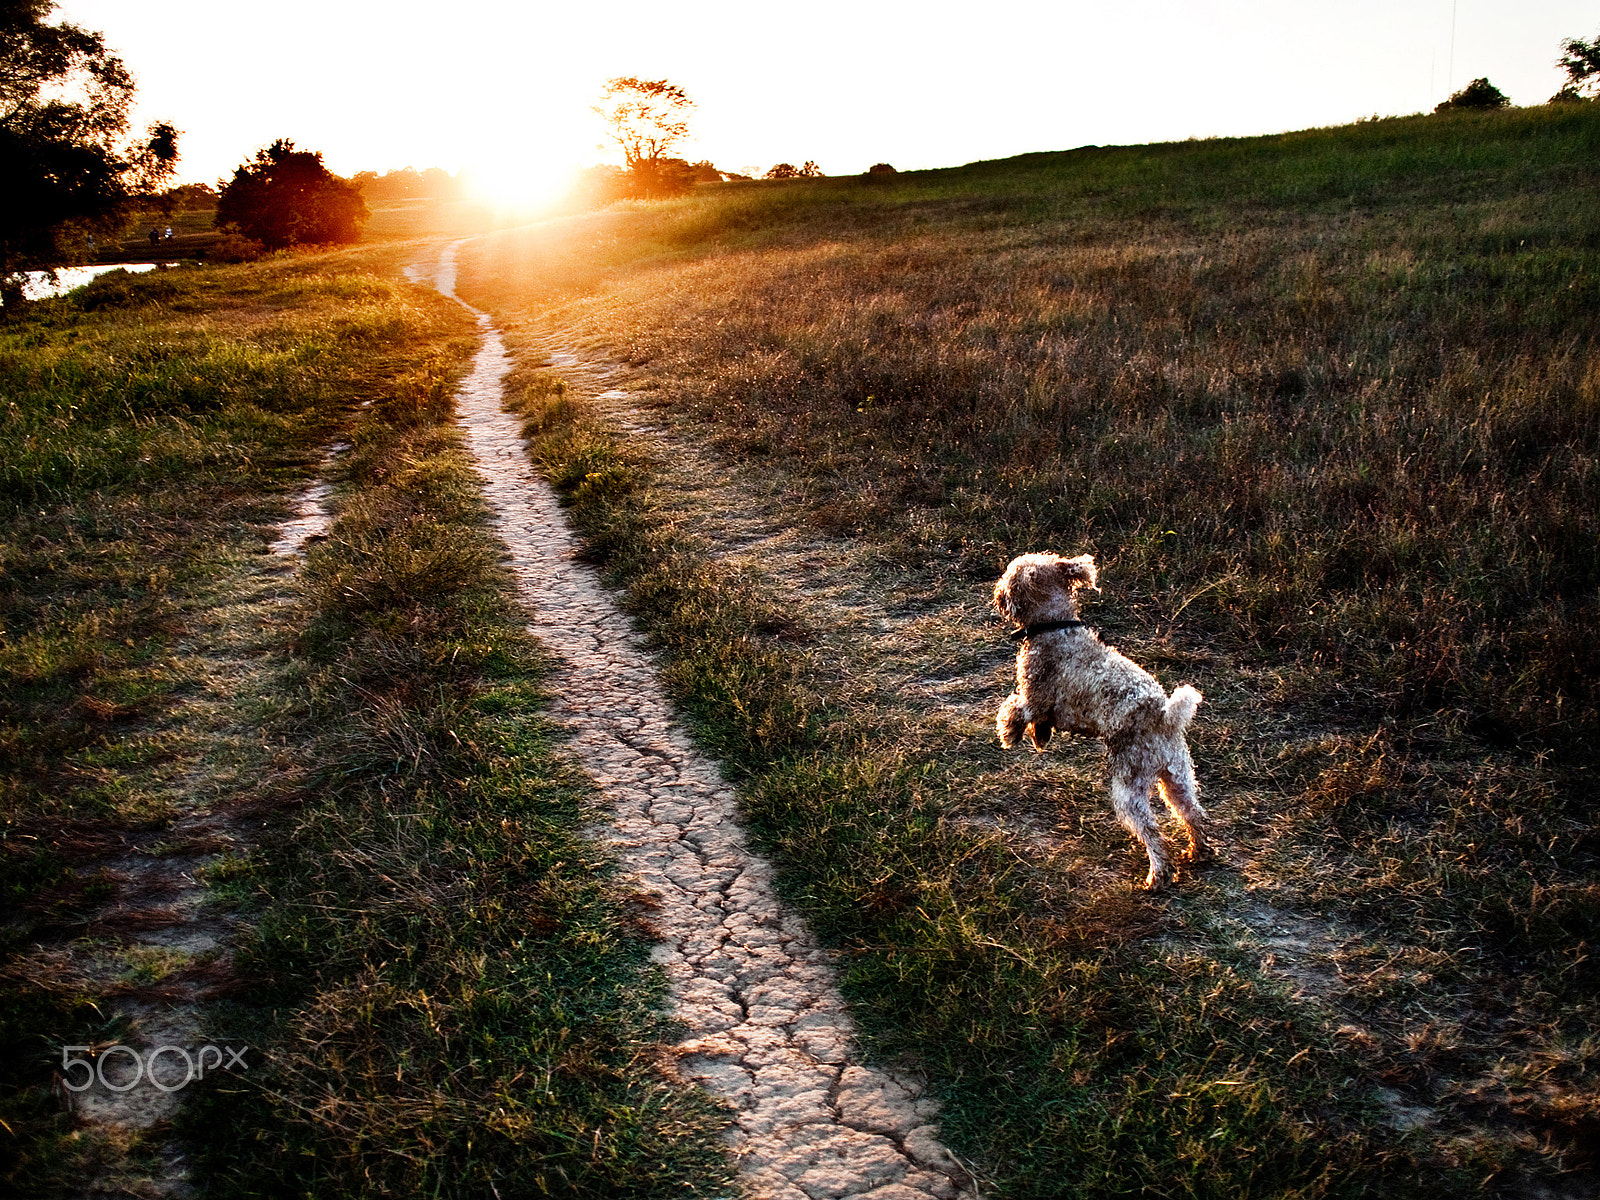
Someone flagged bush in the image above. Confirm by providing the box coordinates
[1435,77,1511,111]
[206,232,265,263]
[215,139,368,250]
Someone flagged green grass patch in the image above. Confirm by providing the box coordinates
[2,253,731,1196]
[182,313,732,1200]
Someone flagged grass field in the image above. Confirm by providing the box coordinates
[0,252,730,1195]
[2,101,1595,1197]
[452,102,1599,1197]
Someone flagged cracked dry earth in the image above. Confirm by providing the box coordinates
[421,244,974,1200]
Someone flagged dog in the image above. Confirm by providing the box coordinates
[993,552,1206,890]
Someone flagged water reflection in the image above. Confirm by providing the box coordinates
[20,263,166,301]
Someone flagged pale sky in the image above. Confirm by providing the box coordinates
[52,0,1599,202]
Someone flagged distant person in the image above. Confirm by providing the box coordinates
[149,228,159,248]
[164,226,172,240]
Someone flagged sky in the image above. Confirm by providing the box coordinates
[51,0,1600,203]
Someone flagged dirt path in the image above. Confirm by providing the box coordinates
[10,540,315,1196]
[420,242,975,1199]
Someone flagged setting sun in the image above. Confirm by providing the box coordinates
[459,156,581,213]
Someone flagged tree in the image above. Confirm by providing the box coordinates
[765,161,822,180]
[214,139,368,250]
[1434,77,1510,112]
[1,0,178,304]
[594,77,696,198]
[1555,31,1600,100]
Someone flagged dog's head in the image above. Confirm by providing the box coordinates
[993,553,1099,624]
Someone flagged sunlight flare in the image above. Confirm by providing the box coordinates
[460,157,579,213]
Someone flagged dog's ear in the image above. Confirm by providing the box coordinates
[992,578,1011,615]
[1056,554,1098,590]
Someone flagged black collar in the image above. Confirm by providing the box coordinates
[1009,619,1089,643]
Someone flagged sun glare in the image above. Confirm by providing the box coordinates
[461,158,581,214]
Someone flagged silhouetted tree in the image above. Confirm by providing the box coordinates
[866,163,897,175]
[1434,77,1510,112]
[1555,30,1600,100]
[1,0,178,304]
[623,155,698,198]
[594,77,696,198]
[214,139,368,249]
[763,162,821,179]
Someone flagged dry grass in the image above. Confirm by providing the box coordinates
[464,105,1600,1197]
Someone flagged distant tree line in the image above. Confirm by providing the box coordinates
[1432,26,1600,112]
[764,161,823,179]
[574,158,725,204]
[12,0,1597,299]
[155,182,218,213]
[351,166,462,201]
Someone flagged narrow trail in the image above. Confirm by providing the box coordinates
[18,551,308,1196]
[421,243,975,1199]
[20,425,344,1195]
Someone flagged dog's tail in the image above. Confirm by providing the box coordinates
[1160,684,1202,735]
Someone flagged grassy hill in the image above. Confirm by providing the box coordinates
[1,101,1594,1198]
[452,101,1600,1197]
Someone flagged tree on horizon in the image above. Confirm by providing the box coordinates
[214,139,368,250]
[1434,76,1510,112]
[594,77,696,199]
[1555,30,1600,100]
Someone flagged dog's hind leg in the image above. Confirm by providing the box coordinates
[1157,742,1208,862]
[1109,764,1173,890]
[1029,714,1054,750]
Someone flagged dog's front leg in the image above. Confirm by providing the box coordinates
[997,694,1030,749]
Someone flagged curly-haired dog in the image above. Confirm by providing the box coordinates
[994,552,1206,890]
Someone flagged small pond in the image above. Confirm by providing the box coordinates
[18,263,170,301]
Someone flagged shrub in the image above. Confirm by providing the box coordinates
[1435,77,1511,111]
[215,139,368,250]
[204,232,265,263]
